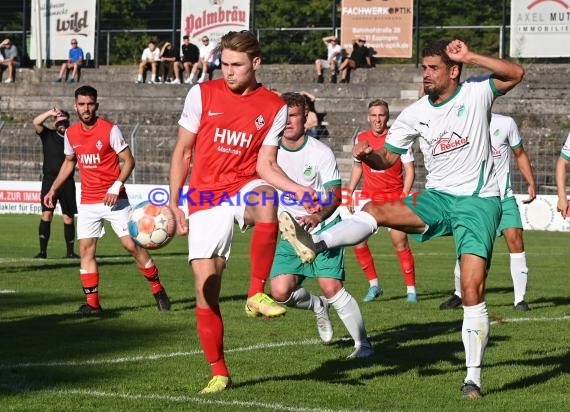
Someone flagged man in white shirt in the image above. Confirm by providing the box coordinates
[135,41,161,84]
[315,36,342,84]
[188,35,220,84]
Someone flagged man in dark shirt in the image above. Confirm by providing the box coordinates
[159,41,181,84]
[33,108,78,259]
[339,38,372,83]
[180,35,200,84]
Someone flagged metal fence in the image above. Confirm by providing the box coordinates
[0,120,561,195]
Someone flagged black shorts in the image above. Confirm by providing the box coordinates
[41,177,78,216]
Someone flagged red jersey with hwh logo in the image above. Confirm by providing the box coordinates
[355,129,414,194]
[64,117,128,204]
[178,79,287,213]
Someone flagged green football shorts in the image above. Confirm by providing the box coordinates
[270,216,345,280]
[497,196,523,236]
[403,189,501,264]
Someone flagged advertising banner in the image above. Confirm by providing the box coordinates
[180,0,250,48]
[341,0,414,58]
[510,0,570,57]
[30,0,96,61]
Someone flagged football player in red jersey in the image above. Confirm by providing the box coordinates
[45,85,171,314]
[169,31,317,394]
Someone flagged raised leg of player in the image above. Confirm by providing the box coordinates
[315,211,378,249]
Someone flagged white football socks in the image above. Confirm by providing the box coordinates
[462,301,489,387]
[327,287,370,348]
[284,286,323,313]
[315,211,378,249]
[454,259,462,298]
[510,252,528,305]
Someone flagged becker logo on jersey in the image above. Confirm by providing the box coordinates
[432,132,469,156]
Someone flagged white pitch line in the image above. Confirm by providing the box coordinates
[491,315,570,324]
[0,339,323,370]
[1,317,568,371]
[48,389,365,412]
[0,289,16,294]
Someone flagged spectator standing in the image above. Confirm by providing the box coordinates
[180,35,200,84]
[33,108,79,260]
[315,36,343,84]
[0,38,20,83]
[44,85,171,314]
[339,38,372,83]
[135,41,161,84]
[53,38,84,83]
[348,99,418,303]
[159,41,181,84]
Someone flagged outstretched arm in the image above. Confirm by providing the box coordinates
[445,39,524,94]
[353,141,400,170]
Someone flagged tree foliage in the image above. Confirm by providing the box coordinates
[0,0,530,65]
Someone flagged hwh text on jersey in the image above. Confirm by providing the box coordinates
[214,128,253,148]
[78,153,101,168]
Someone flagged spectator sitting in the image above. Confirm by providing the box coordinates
[0,38,20,83]
[315,35,343,84]
[339,37,372,84]
[180,35,200,84]
[188,35,219,84]
[159,41,181,84]
[301,91,329,139]
[135,40,161,84]
[53,38,84,83]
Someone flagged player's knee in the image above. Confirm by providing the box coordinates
[270,281,292,303]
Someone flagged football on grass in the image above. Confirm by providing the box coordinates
[128,201,175,249]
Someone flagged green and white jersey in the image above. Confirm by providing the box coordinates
[385,79,502,197]
[490,113,522,199]
[277,135,341,233]
[561,132,570,161]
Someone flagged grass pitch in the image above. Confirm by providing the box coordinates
[0,214,568,411]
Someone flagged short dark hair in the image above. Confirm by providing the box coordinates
[281,92,308,113]
[183,35,189,40]
[59,110,70,118]
[422,39,463,77]
[74,85,97,101]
